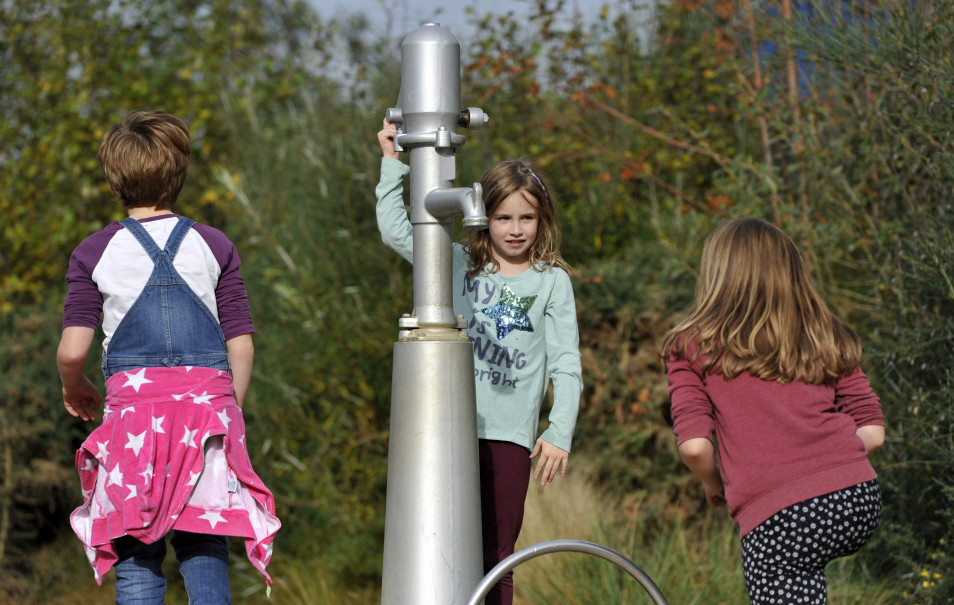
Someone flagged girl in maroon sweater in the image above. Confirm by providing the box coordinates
[661,217,884,605]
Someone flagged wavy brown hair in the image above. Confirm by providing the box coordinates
[463,159,571,277]
[98,110,191,210]
[660,217,862,385]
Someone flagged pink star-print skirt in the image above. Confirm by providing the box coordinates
[69,366,281,585]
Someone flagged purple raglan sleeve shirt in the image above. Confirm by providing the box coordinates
[63,218,253,341]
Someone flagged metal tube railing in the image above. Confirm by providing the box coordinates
[466,539,670,605]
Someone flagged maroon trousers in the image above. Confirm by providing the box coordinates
[479,439,532,605]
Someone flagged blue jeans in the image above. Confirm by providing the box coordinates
[114,531,231,604]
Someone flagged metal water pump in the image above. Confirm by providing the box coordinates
[379,22,489,605]
[379,22,669,605]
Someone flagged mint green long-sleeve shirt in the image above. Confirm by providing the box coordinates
[375,158,582,452]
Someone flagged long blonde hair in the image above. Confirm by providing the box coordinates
[660,217,862,385]
[463,159,572,277]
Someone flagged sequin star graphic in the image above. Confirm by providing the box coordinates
[480,285,537,341]
[122,368,153,392]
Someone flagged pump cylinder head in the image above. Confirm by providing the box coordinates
[397,23,462,135]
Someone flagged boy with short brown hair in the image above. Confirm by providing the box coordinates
[57,110,280,602]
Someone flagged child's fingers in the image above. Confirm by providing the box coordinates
[66,397,97,422]
[64,400,80,418]
[538,456,561,485]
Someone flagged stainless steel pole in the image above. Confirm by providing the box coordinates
[380,22,489,605]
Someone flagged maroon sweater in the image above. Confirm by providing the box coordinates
[668,356,884,536]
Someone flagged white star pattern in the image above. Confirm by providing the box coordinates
[125,431,146,456]
[95,441,110,464]
[180,427,199,449]
[216,409,232,430]
[198,510,227,529]
[72,367,278,587]
[191,391,214,405]
[140,463,154,482]
[122,368,153,392]
[107,463,123,487]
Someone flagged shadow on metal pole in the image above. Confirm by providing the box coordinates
[466,539,670,605]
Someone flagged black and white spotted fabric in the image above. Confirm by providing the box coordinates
[740,480,881,604]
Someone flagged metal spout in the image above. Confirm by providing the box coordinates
[424,183,487,231]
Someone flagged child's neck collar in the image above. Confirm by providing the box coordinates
[496,262,531,277]
[127,207,175,220]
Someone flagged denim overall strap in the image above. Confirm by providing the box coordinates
[120,215,195,262]
[102,217,231,379]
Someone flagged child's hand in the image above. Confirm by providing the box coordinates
[530,438,569,486]
[63,376,103,422]
[704,480,726,507]
[378,118,399,160]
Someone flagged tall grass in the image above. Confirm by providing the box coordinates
[513,462,901,605]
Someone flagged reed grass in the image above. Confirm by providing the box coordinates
[513,464,901,604]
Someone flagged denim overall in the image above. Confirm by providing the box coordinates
[106,216,233,604]
[102,217,231,380]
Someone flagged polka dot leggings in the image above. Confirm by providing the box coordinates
[740,479,881,604]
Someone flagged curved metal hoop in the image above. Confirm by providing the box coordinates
[466,539,669,605]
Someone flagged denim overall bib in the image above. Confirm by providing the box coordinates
[101,217,231,379]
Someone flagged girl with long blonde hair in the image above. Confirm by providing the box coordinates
[662,217,884,604]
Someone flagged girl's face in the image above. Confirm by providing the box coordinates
[488,189,539,273]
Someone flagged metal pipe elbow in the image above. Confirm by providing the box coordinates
[423,183,487,230]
